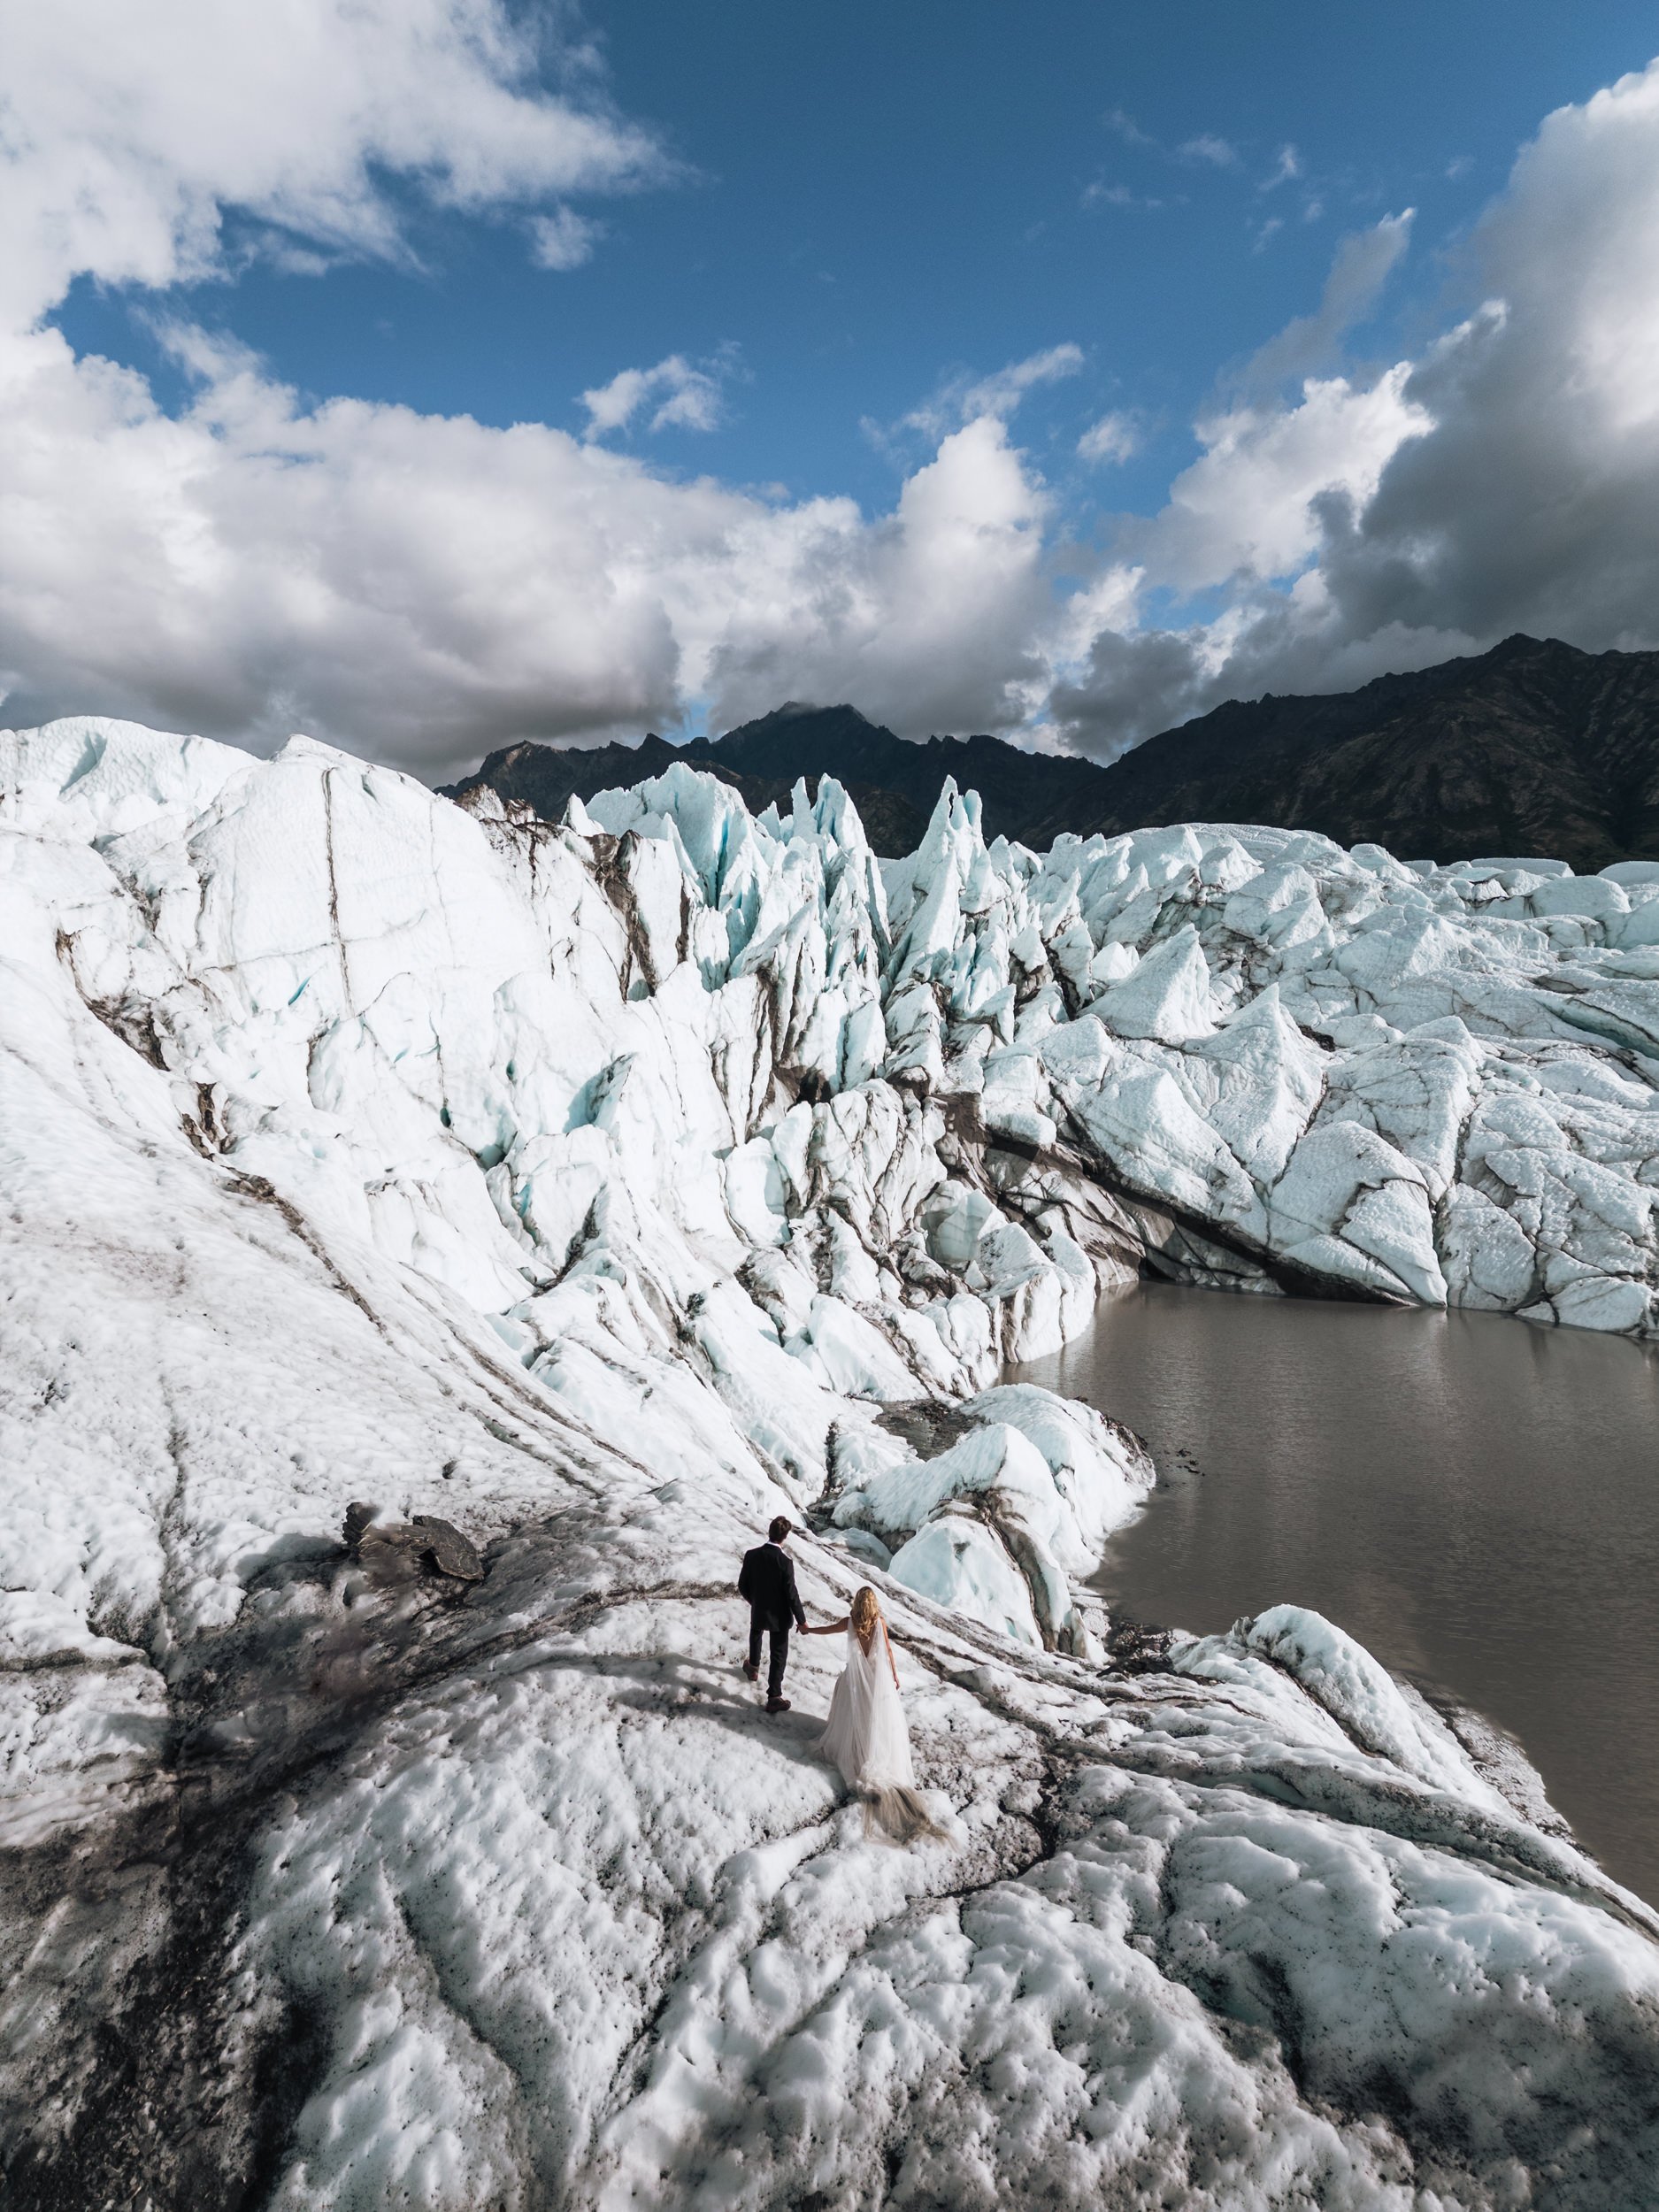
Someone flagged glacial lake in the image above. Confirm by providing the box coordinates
[1013,1284,1659,1905]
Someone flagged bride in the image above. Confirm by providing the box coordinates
[803,1587,948,1843]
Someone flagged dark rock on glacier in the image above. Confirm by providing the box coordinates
[411,1512,484,1580]
[342,1499,380,1554]
[342,1502,481,1579]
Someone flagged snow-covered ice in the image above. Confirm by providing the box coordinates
[3,717,1659,2207]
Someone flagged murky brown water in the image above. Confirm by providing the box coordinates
[1014,1284,1659,1904]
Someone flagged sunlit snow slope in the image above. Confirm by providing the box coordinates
[3,718,1659,2210]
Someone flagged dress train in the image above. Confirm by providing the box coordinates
[818,1624,948,1843]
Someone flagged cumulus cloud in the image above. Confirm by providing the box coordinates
[0,3,1074,773]
[1127,365,1432,595]
[1335,61,1659,646]
[580,354,726,439]
[0,0,661,324]
[1053,59,1659,757]
[704,416,1056,738]
[0,321,1072,771]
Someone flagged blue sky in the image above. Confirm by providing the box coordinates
[7,3,1659,772]
[54,1,1647,515]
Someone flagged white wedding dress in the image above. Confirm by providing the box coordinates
[818,1624,945,1843]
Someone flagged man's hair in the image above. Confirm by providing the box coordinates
[768,1516,792,1543]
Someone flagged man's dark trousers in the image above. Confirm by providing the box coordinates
[738,1540,806,1701]
[748,1611,792,1701]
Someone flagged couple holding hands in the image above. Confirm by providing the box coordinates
[737,1516,946,1845]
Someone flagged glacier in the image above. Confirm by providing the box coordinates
[2,715,1658,2208]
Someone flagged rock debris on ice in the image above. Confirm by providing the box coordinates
[2,717,1658,2208]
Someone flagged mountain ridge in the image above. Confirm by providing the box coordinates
[442,634,1659,871]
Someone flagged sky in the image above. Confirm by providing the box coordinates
[4,2,1659,780]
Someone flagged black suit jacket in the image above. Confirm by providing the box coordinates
[738,1541,805,1629]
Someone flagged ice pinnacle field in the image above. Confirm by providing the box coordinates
[3,717,1659,2208]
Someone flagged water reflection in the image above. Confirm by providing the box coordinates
[1013,1285,1659,1903]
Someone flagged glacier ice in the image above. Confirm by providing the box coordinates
[3,717,1659,2207]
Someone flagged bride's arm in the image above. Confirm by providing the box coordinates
[802,1616,850,1636]
[880,1620,901,1689]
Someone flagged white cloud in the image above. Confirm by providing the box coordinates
[0,319,1064,769]
[1083,180,1156,210]
[1179,134,1238,167]
[1053,58,1659,756]
[529,207,601,271]
[958,344,1085,420]
[580,355,726,439]
[1103,109,1155,147]
[0,0,661,325]
[704,417,1056,738]
[1330,58,1659,631]
[1262,144,1302,190]
[1077,411,1141,465]
[1138,365,1432,592]
[883,345,1085,449]
[0,3,1064,771]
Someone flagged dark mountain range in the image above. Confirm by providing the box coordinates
[1062,634,1659,872]
[442,635,1659,870]
[436,705,1113,856]
[439,723,937,857]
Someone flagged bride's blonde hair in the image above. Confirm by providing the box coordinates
[850,1586,881,1648]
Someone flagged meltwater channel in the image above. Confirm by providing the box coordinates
[1014,1285,1659,1904]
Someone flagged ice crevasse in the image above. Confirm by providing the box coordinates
[1,715,1658,2209]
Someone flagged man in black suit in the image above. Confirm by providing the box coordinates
[738,1515,808,1713]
